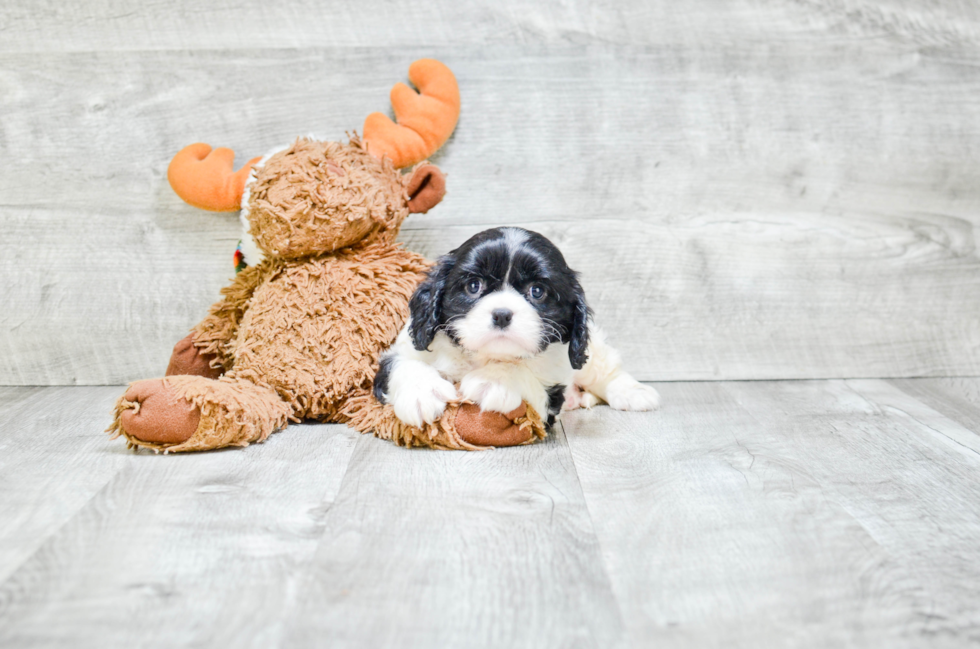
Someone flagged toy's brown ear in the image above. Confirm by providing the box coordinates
[406,164,446,213]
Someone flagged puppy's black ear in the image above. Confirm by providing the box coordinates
[409,254,455,351]
[568,293,591,370]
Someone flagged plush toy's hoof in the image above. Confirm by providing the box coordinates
[454,403,535,447]
[118,379,201,445]
[166,333,222,379]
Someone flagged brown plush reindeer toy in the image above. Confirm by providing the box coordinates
[108,59,546,453]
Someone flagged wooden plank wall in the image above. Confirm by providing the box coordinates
[2,0,979,385]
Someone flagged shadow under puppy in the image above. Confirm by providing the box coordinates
[374,227,660,429]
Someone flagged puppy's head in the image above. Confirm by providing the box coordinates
[409,227,590,368]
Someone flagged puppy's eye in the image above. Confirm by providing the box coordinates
[527,284,546,301]
[465,278,483,296]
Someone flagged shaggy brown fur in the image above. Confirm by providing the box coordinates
[210,239,431,422]
[108,374,290,453]
[109,137,546,452]
[343,395,546,450]
[247,139,408,257]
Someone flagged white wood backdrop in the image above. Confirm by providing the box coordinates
[2,0,980,385]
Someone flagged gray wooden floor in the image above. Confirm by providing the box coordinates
[2,380,979,648]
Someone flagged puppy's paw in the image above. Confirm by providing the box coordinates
[604,374,661,411]
[460,374,523,415]
[391,374,458,428]
[563,385,600,411]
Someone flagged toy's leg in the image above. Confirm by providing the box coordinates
[107,375,291,453]
[342,389,546,450]
[165,333,224,379]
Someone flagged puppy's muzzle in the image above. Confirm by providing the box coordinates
[491,308,513,329]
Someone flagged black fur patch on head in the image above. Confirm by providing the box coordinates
[410,227,590,365]
[408,255,455,351]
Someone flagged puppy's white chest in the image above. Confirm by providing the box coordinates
[424,332,480,383]
[524,342,575,386]
[438,334,573,389]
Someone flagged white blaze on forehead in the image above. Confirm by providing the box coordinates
[501,227,529,250]
[500,227,529,284]
[452,286,544,360]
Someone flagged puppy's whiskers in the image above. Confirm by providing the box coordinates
[540,317,564,341]
[437,314,466,335]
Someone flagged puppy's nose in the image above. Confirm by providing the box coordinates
[491,308,513,329]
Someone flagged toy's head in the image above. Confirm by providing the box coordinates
[166,59,459,262]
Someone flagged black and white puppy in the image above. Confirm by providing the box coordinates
[374,227,660,428]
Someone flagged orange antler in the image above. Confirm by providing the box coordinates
[363,59,460,169]
[167,143,261,212]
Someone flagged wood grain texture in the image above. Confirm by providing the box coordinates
[0,390,359,647]
[281,426,622,648]
[3,2,980,384]
[0,387,126,582]
[4,41,980,384]
[862,378,980,456]
[562,380,980,646]
[5,383,980,646]
[736,379,980,641]
[888,377,980,438]
[4,0,978,53]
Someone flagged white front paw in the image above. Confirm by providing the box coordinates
[460,374,523,414]
[391,374,458,428]
[604,375,661,411]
